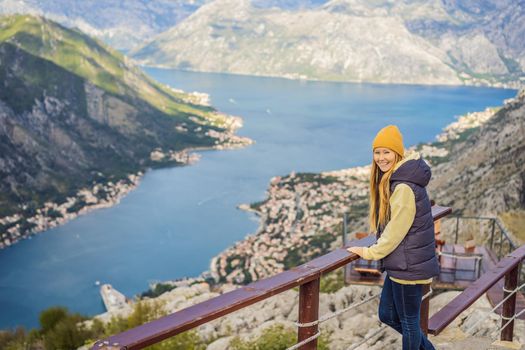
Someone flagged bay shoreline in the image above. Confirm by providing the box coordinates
[0,110,254,250]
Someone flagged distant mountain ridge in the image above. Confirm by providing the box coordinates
[132,0,525,87]
[1,0,523,87]
[0,0,210,52]
[0,15,249,247]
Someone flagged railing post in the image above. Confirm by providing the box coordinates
[499,230,504,259]
[454,217,459,244]
[343,213,348,245]
[420,284,430,336]
[298,278,320,350]
[500,263,520,342]
[489,219,496,250]
[343,214,349,285]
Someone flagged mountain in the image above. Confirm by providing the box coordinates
[426,90,525,216]
[131,0,525,87]
[251,0,328,9]
[3,0,523,87]
[0,0,210,52]
[0,15,249,246]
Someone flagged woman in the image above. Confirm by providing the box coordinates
[347,125,438,350]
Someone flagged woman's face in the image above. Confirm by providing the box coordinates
[373,147,396,172]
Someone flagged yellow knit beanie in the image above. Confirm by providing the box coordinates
[372,125,404,157]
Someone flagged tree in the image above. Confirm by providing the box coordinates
[44,315,88,350]
[39,307,68,335]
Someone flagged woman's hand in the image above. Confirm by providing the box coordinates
[347,246,364,257]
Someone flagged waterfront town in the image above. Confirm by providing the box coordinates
[209,166,370,284]
[0,107,252,250]
[0,173,142,249]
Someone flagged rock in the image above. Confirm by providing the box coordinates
[206,336,233,350]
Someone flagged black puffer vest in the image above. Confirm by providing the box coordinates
[378,155,439,280]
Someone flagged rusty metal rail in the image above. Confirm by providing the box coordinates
[93,206,452,350]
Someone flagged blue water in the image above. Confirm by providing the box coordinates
[0,69,516,329]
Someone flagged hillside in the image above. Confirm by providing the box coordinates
[0,0,210,52]
[425,91,525,216]
[2,0,523,87]
[0,15,250,248]
[131,0,525,87]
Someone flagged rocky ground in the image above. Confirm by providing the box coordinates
[90,280,524,350]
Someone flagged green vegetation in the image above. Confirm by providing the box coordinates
[499,210,525,244]
[0,14,247,225]
[320,268,345,294]
[0,301,207,350]
[309,231,336,252]
[66,199,87,213]
[0,327,40,350]
[92,300,207,350]
[350,202,369,218]
[0,307,90,350]
[283,230,337,270]
[250,200,267,211]
[296,173,339,186]
[141,283,177,299]
[283,246,305,269]
[230,323,330,350]
[45,209,62,219]
[0,15,218,125]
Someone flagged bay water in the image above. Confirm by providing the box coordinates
[0,69,516,329]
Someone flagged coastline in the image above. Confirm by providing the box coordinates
[143,65,525,90]
[1,83,519,331]
[203,99,517,285]
[0,108,254,250]
[207,168,370,284]
[0,173,143,249]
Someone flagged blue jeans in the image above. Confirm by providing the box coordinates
[378,277,435,350]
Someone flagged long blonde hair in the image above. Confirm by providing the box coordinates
[369,152,403,232]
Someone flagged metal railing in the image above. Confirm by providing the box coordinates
[428,244,525,343]
[445,216,516,258]
[92,207,452,350]
[441,215,524,287]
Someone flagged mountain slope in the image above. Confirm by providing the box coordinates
[0,15,247,245]
[132,0,525,87]
[2,0,523,87]
[0,0,211,51]
[132,0,460,85]
[427,90,525,215]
